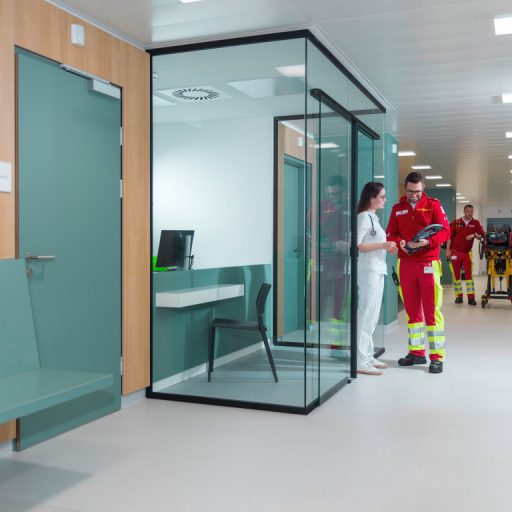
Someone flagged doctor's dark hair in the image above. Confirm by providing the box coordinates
[404,171,424,185]
[357,182,385,214]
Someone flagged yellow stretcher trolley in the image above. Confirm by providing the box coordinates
[479,224,512,308]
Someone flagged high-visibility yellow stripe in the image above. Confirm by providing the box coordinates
[408,344,425,351]
[396,259,409,323]
[430,348,445,360]
[433,260,445,327]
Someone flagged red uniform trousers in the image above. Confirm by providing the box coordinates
[397,258,445,361]
[450,250,475,299]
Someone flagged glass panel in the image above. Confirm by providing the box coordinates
[151,34,388,413]
[151,38,309,410]
[313,103,352,401]
[304,41,353,405]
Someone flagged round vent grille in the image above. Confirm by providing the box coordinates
[172,87,220,101]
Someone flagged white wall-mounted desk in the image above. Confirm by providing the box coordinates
[156,284,244,309]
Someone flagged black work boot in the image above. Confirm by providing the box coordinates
[429,360,443,374]
[398,353,427,366]
[455,297,463,304]
[468,298,477,306]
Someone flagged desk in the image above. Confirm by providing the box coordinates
[156,284,244,308]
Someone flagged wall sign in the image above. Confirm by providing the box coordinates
[0,162,12,193]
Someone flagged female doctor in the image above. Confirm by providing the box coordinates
[356,182,397,375]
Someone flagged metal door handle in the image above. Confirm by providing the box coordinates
[25,253,56,263]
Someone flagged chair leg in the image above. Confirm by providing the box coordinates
[260,327,278,382]
[208,326,216,382]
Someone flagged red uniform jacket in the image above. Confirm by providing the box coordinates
[386,193,450,261]
[450,218,484,253]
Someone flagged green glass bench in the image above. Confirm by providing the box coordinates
[0,260,113,432]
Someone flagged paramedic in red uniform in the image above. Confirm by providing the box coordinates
[445,204,484,306]
[386,172,450,374]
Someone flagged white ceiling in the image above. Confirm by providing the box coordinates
[49,0,512,206]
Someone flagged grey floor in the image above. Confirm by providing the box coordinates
[2,276,512,512]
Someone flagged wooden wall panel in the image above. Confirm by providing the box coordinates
[13,0,151,397]
[15,0,123,85]
[0,0,151,421]
[0,0,17,443]
[121,46,151,394]
[0,0,16,260]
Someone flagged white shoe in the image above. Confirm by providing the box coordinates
[372,357,388,369]
[357,362,383,375]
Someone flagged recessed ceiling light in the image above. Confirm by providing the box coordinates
[374,175,385,179]
[179,0,203,3]
[458,196,466,199]
[275,64,305,77]
[494,15,512,35]
[411,165,431,170]
[425,175,443,179]
[436,184,451,187]
[510,170,512,173]
[506,132,512,138]
[508,155,512,159]
[314,143,339,149]
[456,192,462,196]
[398,151,416,157]
[503,94,512,103]
[458,200,470,203]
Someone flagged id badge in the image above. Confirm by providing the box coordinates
[424,266,434,274]
[451,255,457,260]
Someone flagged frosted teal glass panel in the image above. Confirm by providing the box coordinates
[17,50,121,448]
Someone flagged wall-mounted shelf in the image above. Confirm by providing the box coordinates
[155,284,244,308]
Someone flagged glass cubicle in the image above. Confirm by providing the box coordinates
[149,32,386,414]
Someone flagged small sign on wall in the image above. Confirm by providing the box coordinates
[0,162,12,193]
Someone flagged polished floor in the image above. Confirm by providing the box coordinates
[1,277,512,512]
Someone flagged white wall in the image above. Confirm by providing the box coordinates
[482,206,512,228]
[153,117,274,269]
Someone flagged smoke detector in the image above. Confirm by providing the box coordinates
[157,85,231,103]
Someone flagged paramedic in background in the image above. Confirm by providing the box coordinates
[445,204,485,306]
[317,175,350,324]
[356,182,397,375]
[386,172,450,374]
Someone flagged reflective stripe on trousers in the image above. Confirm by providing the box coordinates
[407,322,425,352]
[397,259,445,361]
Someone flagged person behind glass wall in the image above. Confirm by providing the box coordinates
[356,182,397,375]
[317,175,350,342]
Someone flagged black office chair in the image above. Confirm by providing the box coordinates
[208,283,278,382]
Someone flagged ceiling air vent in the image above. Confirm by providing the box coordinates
[157,86,231,103]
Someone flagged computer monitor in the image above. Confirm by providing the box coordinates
[156,230,194,269]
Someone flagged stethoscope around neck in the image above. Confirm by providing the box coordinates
[368,212,377,236]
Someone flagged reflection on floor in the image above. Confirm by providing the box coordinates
[279,320,349,346]
[158,346,350,408]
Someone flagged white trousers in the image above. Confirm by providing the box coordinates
[357,269,385,367]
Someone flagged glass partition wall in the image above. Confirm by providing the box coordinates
[149,31,386,414]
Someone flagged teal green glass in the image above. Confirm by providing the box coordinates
[17,50,121,448]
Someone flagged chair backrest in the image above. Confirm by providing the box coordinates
[256,283,272,324]
[0,259,40,378]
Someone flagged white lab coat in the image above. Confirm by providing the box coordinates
[357,211,387,367]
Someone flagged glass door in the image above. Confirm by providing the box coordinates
[17,49,122,448]
[308,91,352,403]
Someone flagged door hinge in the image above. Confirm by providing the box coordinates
[120,356,123,375]
[120,126,123,146]
[120,179,123,198]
